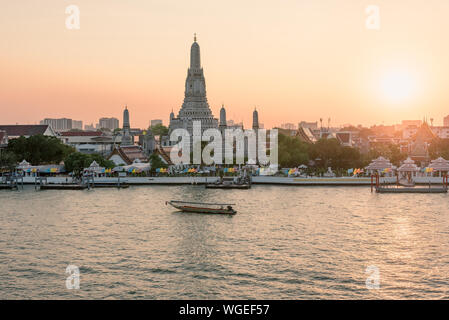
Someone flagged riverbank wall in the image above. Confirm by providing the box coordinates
[15,176,448,186]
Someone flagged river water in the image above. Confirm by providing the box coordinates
[1,185,449,299]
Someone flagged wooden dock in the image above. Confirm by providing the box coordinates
[38,183,130,190]
[0,184,18,190]
[40,184,88,190]
[376,187,448,193]
[92,183,130,189]
[205,184,250,189]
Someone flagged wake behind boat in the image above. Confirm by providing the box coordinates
[166,200,237,215]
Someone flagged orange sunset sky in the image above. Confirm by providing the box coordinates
[1,0,449,129]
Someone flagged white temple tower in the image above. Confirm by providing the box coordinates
[252,108,259,130]
[169,35,218,136]
[121,106,133,146]
[219,104,227,129]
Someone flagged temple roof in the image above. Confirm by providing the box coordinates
[413,122,436,142]
[109,145,147,165]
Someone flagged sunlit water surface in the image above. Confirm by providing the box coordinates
[1,185,449,299]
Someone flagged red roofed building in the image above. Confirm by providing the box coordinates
[108,145,148,165]
[59,131,120,155]
[0,125,56,139]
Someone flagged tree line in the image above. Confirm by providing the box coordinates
[0,135,114,173]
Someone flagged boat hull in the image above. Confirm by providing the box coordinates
[167,202,236,215]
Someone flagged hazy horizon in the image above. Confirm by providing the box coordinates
[1,0,449,129]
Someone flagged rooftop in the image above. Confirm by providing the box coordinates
[0,125,51,137]
[60,131,103,137]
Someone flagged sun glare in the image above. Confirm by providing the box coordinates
[380,71,416,103]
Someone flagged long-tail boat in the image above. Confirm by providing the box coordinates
[166,200,237,215]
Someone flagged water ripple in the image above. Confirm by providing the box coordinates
[1,185,449,299]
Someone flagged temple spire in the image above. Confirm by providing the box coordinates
[122,105,132,146]
[253,107,259,130]
[190,35,201,69]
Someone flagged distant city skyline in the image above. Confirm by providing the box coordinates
[28,113,449,131]
[2,1,449,128]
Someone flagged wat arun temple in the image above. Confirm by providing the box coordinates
[161,35,260,158]
[168,35,219,136]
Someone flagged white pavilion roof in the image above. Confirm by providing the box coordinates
[17,160,31,169]
[398,157,419,172]
[429,157,449,171]
[366,156,393,170]
[85,160,104,172]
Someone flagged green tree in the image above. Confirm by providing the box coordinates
[150,123,169,138]
[149,152,167,173]
[334,146,362,169]
[278,133,309,167]
[63,152,115,174]
[367,142,407,166]
[309,138,341,168]
[429,138,449,160]
[7,135,74,165]
[0,151,17,171]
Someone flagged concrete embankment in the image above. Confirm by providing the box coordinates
[15,176,447,186]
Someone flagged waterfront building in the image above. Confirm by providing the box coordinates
[0,125,57,139]
[59,131,119,156]
[398,157,420,178]
[429,157,449,176]
[168,35,218,138]
[98,117,119,131]
[365,156,394,176]
[40,118,73,132]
